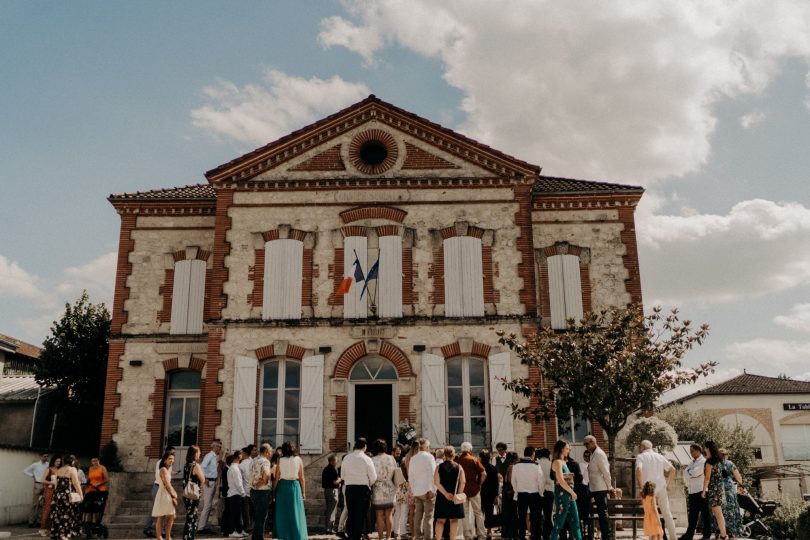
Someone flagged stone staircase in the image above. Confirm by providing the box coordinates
[104,465,331,539]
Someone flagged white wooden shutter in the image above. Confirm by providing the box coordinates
[343,236,368,319]
[231,356,258,450]
[561,254,583,323]
[170,260,191,334]
[186,259,206,333]
[421,353,447,447]
[263,239,303,320]
[460,236,484,316]
[488,352,514,448]
[443,237,463,317]
[299,355,324,454]
[377,235,402,318]
[548,255,567,329]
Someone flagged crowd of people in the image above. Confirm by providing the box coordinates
[23,434,748,540]
[23,452,110,540]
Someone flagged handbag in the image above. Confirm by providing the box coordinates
[393,467,406,488]
[452,465,467,504]
[183,479,200,500]
[69,491,82,504]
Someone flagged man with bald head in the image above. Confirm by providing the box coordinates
[635,440,676,540]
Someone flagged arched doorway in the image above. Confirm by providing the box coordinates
[164,370,201,464]
[348,355,398,450]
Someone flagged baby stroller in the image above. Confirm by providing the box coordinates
[737,490,777,540]
[82,491,109,539]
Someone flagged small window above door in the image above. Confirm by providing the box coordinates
[168,370,201,390]
[349,356,398,381]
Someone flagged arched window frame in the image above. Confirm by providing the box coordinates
[258,358,302,447]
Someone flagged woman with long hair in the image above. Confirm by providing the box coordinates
[371,439,397,540]
[500,452,519,540]
[433,446,466,540]
[152,452,178,540]
[718,448,744,537]
[273,442,307,540]
[39,455,61,537]
[183,445,205,540]
[702,441,728,540]
[51,454,83,540]
[394,444,416,540]
[549,440,582,540]
[478,449,498,540]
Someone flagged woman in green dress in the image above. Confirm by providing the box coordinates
[272,442,308,540]
[549,440,582,540]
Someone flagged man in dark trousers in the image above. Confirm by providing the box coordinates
[678,444,711,540]
[512,446,545,540]
[340,437,377,540]
[322,454,342,534]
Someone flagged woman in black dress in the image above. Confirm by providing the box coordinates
[500,452,519,540]
[433,446,466,540]
[478,449,499,540]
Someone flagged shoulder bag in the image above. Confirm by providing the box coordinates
[184,466,200,500]
[393,466,406,487]
[452,464,467,504]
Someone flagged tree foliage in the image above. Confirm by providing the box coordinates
[36,292,110,452]
[498,304,714,476]
[624,416,678,453]
[658,406,755,479]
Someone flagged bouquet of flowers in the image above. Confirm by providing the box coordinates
[396,420,416,446]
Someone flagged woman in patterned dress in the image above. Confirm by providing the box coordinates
[182,445,205,540]
[39,455,61,537]
[702,441,728,540]
[51,454,83,540]
[718,448,744,537]
[371,439,398,540]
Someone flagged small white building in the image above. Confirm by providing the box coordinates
[673,372,810,498]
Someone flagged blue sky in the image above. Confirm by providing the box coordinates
[2,1,810,392]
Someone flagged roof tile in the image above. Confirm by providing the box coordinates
[533,175,644,195]
[108,184,216,202]
[678,373,810,400]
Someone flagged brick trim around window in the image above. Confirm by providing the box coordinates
[536,242,592,326]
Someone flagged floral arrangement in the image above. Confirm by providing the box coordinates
[396,420,416,445]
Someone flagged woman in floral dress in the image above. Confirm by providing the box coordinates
[371,439,398,540]
[718,449,744,537]
[51,455,83,540]
[702,441,728,540]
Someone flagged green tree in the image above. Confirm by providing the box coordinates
[624,416,678,453]
[498,305,714,478]
[658,406,755,479]
[36,292,110,453]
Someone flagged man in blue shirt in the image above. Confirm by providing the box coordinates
[198,440,222,534]
[23,452,50,527]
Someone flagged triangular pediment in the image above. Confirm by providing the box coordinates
[205,95,540,183]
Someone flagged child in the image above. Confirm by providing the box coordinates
[641,481,663,540]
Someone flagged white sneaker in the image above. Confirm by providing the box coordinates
[228,533,242,538]
[241,532,250,538]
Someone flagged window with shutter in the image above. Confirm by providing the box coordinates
[259,359,301,448]
[548,254,583,329]
[299,355,324,454]
[447,356,488,448]
[421,353,447,447]
[444,236,484,317]
[262,239,303,320]
[170,259,206,334]
[343,236,368,319]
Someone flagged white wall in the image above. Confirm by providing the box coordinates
[0,448,41,525]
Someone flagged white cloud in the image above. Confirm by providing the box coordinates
[191,70,370,145]
[0,255,50,306]
[318,0,810,183]
[637,198,810,305]
[740,110,766,129]
[774,303,810,332]
[724,338,810,375]
[57,251,116,307]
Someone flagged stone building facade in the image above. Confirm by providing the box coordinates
[101,96,644,470]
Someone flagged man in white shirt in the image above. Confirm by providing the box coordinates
[239,445,256,532]
[584,435,614,540]
[635,440,676,540]
[409,438,437,540]
[679,444,711,540]
[340,437,377,540]
[512,446,545,540]
[23,452,49,527]
[226,451,248,537]
[198,439,222,534]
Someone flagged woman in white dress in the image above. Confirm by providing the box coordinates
[152,452,178,540]
[371,439,397,540]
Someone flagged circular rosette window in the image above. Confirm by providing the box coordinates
[348,129,399,174]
